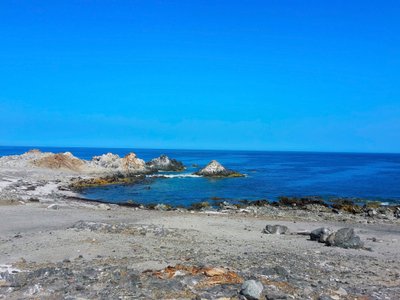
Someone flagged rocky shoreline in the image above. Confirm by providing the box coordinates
[1,150,400,299]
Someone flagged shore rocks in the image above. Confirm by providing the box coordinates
[262,225,289,235]
[146,155,185,172]
[240,280,263,300]
[194,160,244,177]
[325,228,364,249]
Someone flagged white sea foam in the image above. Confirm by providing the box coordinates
[146,173,201,178]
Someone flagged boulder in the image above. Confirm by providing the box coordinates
[325,228,364,249]
[262,225,288,235]
[194,160,244,177]
[146,155,185,171]
[310,227,334,243]
[240,280,263,300]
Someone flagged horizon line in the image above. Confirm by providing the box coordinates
[0,144,399,156]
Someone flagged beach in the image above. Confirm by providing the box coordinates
[0,150,400,299]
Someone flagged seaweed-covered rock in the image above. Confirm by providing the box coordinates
[146,155,185,171]
[194,160,244,178]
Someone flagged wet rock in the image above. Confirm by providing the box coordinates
[310,227,333,243]
[194,160,244,178]
[146,155,185,171]
[262,225,288,235]
[240,280,263,300]
[326,228,364,249]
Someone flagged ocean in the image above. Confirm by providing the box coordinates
[1,146,400,206]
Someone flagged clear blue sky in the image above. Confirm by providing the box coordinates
[1,1,399,152]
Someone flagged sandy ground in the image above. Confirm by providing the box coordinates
[1,202,399,299]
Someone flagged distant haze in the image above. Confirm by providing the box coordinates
[1,1,399,152]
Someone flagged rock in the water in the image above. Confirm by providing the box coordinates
[262,225,288,235]
[194,160,244,177]
[240,280,263,300]
[326,228,364,249]
[146,155,185,171]
[310,227,333,243]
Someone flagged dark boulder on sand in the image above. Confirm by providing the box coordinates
[326,228,364,249]
[146,155,185,172]
[194,160,244,178]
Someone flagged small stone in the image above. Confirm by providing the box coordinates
[240,280,263,300]
[263,225,288,235]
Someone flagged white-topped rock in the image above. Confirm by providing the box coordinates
[194,160,244,177]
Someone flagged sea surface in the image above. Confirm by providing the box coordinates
[1,146,400,206]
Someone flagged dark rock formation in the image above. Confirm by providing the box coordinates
[194,160,244,177]
[146,155,185,172]
[325,228,364,249]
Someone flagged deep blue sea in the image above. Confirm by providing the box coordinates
[1,146,400,206]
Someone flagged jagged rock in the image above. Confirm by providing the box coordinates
[240,280,263,300]
[262,225,288,235]
[326,228,364,249]
[91,153,121,169]
[121,153,148,173]
[310,227,334,243]
[194,160,244,177]
[89,152,150,175]
[146,155,185,171]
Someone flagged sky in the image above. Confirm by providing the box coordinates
[0,1,399,152]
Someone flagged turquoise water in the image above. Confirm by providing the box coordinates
[1,146,400,206]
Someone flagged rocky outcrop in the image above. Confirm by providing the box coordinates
[194,160,244,177]
[146,155,185,172]
[32,152,85,172]
[88,152,150,175]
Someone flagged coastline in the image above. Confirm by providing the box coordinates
[1,151,400,299]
